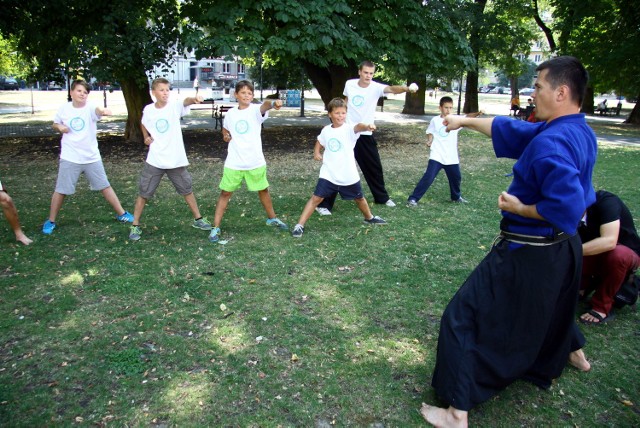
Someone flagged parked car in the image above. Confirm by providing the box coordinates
[0,76,20,90]
[519,88,535,96]
[46,81,63,90]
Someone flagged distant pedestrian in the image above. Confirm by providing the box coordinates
[193,76,200,95]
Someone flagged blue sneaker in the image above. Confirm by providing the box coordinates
[266,217,288,230]
[193,217,213,230]
[208,227,221,243]
[116,211,134,223]
[42,219,56,235]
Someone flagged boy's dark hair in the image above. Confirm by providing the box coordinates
[359,60,375,70]
[536,56,589,106]
[327,97,347,113]
[235,80,254,93]
[439,96,454,106]
[151,77,170,90]
[71,79,91,93]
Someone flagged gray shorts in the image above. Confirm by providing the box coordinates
[138,162,193,198]
[55,159,111,195]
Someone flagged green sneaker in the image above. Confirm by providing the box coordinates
[192,217,213,230]
[129,225,142,241]
[266,217,288,230]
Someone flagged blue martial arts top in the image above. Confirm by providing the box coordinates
[491,114,597,236]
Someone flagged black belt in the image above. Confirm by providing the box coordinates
[499,230,572,246]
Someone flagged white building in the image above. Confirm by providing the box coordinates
[152,55,246,89]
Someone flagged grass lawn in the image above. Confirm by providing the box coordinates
[0,122,639,426]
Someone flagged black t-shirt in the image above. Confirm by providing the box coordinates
[579,190,640,256]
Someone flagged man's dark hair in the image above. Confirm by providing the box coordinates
[359,60,376,70]
[536,56,589,106]
[439,96,453,106]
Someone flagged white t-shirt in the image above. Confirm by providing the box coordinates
[223,104,269,170]
[53,102,102,164]
[343,79,386,135]
[427,115,462,165]
[141,99,191,169]
[317,122,361,186]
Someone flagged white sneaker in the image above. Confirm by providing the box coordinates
[385,199,396,207]
[315,207,332,216]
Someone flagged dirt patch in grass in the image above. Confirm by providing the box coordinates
[0,127,400,162]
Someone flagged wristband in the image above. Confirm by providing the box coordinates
[271,100,276,108]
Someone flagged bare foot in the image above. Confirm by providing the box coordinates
[420,403,468,428]
[568,348,591,372]
[15,232,32,246]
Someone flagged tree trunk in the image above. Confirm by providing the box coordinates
[402,74,426,115]
[624,92,640,124]
[463,71,479,114]
[121,77,153,143]
[303,60,358,109]
[462,0,487,113]
[510,76,518,98]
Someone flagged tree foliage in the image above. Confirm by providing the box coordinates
[0,0,185,141]
[183,0,472,113]
[548,0,640,123]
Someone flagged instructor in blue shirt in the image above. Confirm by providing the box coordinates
[421,56,597,428]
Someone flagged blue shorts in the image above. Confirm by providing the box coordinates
[314,178,364,201]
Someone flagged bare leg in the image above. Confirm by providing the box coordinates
[213,191,233,228]
[420,403,468,428]
[354,197,373,220]
[183,192,203,219]
[101,186,126,216]
[0,192,32,245]
[296,195,324,227]
[132,196,147,225]
[258,188,277,219]
[568,348,591,372]
[48,191,66,223]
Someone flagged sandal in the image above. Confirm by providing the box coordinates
[579,309,615,325]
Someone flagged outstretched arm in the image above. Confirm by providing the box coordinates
[96,106,113,117]
[354,123,376,133]
[444,114,494,137]
[260,99,283,115]
[183,94,204,106]
[384,85,415,94]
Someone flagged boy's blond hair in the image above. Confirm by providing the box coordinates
[327,97,347,113]
[151,77,170,90]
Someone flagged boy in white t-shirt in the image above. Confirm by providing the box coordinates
[291,98,387,238]
[43,79,133,235]
[208,80,288,243]
[128,78,211,241]
[407,96,481,207]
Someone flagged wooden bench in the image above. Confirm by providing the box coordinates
[212,104,233,130]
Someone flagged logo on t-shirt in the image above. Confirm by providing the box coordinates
[327,138,342,152]
[156,119,170,134]
[235,120,249,135]
[351,95,365,107]
[437,126,449,137]
[69,117,85,132]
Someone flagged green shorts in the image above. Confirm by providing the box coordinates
[219,165,269,192]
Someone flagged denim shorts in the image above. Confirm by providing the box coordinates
[314,178,363,200]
